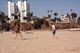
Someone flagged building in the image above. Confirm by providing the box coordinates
[8,0,30,22]
[60,14,70,23]
[8,0,15,22]
[17,0,30,22]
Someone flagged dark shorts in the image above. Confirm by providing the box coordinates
[52,30,56,35]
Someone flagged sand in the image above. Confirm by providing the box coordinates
[0,30,80,53]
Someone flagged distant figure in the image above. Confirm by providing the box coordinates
[51,23,57,38]
[14,19,23,39]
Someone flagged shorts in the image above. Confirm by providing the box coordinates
[52,30,56,35]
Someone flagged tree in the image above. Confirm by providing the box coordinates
[70,9,73,12]
[14,15,18,19]
[27,12,33,18]
[27,12,33,21]
[0,11,5,19]
[71,12,77,22]
[57,18,61,22]
[48,15,51,19]
[50,10,53,12]
[71,13,77,18]
[54,13,58,16]
[5,15,10,22]
[47,10,49,13]
[0,11,5,23]
[23,17,27,20]
[54,13,58,22]
[77,17,80,23]
[47,10,52,18]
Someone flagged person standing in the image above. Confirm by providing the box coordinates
[51,23,57,38]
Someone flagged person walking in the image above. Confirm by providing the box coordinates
[51,23,57,38]
[14,19,23,39]
[12,14,23,39]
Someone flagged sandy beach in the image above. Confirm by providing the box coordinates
[0,30,80,53]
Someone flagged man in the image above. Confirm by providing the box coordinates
[13,15,23,39]
[51,23,57,38]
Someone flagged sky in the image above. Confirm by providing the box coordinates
[0,0,80,18]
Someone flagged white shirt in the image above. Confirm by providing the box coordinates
[52,25,55,30]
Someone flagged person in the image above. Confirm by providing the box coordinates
[14,19,23,39]
[12,15,23,39]
[51,23,57,38]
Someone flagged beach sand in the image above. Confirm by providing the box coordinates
[0,30,80,53]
